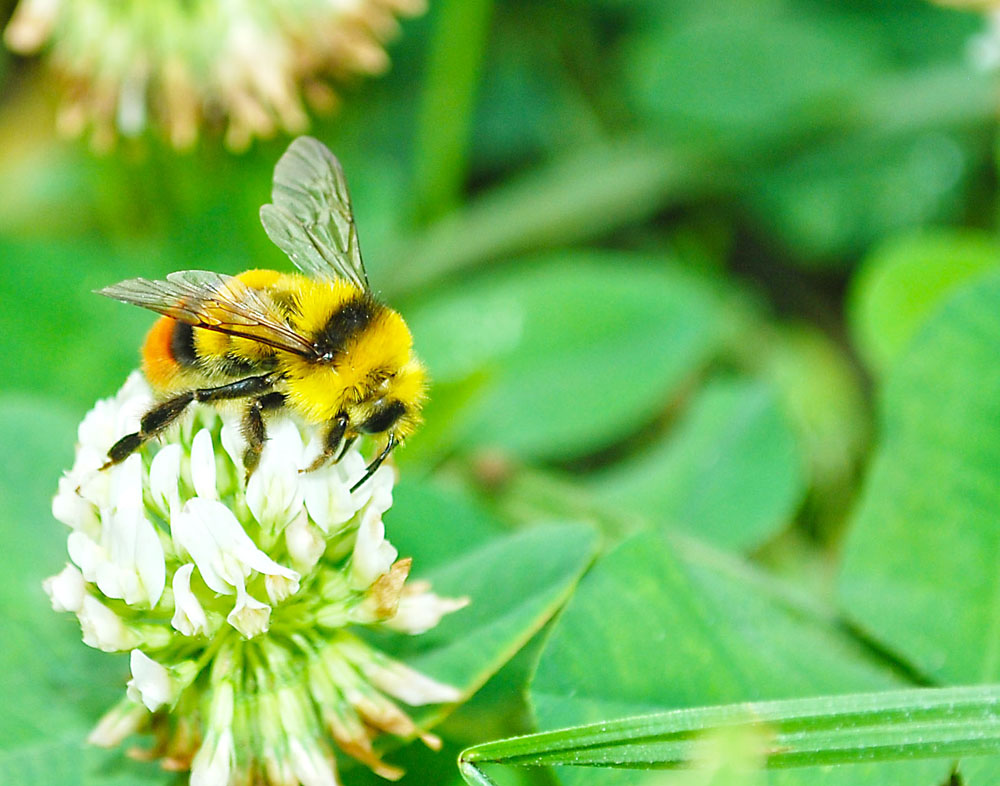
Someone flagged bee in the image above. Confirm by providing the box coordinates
[98,137,427,491]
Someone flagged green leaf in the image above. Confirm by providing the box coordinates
[0,397,136,784]
[750,324,870,533]
[406,251,723,461]
[838,272,1000,685]
[848,228,1000,373]
[412,0,494,221]
[388,478,505,570]
[749,130,973,263]
[0,238,162,410]
[588,378,804,551]
[385,143,719,297]
[372,512,598,723]
[838,273,1000,784]
[461,684,1000,784]
[626,9,881,147]
[529,531,947,785]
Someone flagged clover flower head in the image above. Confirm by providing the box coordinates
[47,372,468,785]
[3,0,425,151]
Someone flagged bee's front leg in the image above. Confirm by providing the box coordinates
[241,392,287,481]
[301,414,349,473]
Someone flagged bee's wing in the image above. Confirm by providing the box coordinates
[98,270,318,358]
[259,137,370,291]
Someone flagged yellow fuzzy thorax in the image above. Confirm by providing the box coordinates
[154,268,426,436]
[284,306,418,424]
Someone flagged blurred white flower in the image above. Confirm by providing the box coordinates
[2,0,426,151]
[126,650,174,711]
[48,374,465,785]
[42,562,86,613]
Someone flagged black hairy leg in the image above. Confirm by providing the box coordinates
[350,433,397,492]
[240,391,286,480]
[103,374,276,469]
[335,435,357,463]
[301,414,349,473]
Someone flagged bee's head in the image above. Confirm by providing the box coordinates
[355,359,427,441]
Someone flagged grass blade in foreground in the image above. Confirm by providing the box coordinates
[459,685,1000,784]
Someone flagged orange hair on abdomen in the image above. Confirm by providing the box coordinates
[141,316,182,393]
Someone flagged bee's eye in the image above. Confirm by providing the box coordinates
[359,400,405,434]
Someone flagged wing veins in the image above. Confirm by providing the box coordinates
[98,271,318,359]
[260,137,370,290]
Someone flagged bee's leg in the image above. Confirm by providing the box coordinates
[301,414,349,473]
[105,391,194,466]
[103,374,275,469]
[241,392,286,480]
[350,433,397,492]
[334,435,357,463]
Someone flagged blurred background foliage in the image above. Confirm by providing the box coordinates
[3,0,1000,784]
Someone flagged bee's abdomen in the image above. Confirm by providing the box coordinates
[170,321,199,368]
[142,316,198,392]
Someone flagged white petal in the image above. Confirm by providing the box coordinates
[348,486,396,590]
[88,700,148,747]
[385,591,470,635]
[91,455,166,607]
[126,649,173,711]
[246,419,304,529]
[184,498,299,583]
[149,443,183,518]
[52,474,99,532]
[190,728,235,786]
[75,372,149,457]
[101,500,166,607]
[94,560,130,603]
[170,504,232,595]
[285,511,325,572]
[67,531,102,582]
[265,572,300,605]
[43,563,86,613]
[73,447,111,509]
[362,659,463,706]
[220,420,245,475]
[227,582,271,638]
[349,460,394,506]
[190,428,218,500]
[114,373,153,438]
[171,563,209,636]
[77,397,119,451]
[288,738,339,786]
[134,518,166,607]
[110,453,143,515]
[78,595,139,652]
[301,451,366,534]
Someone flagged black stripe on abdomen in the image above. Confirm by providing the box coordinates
[170,321,199,368]
[314,294,378,359]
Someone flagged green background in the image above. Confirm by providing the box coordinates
[3,0,1000,783]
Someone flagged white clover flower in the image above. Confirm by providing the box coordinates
[2,0,425,151]
[47,373,467,785]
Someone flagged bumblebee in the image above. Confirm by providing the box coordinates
[99,137,427,490]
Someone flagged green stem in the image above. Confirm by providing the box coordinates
[412,0,495,224]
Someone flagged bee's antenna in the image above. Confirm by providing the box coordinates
[350,434,397,493]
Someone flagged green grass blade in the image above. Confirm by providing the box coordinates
[459,685,1000,784]
[412,0,494,223]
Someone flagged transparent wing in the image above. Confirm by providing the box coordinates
[259,136,370,291]
[97,270,318,358]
